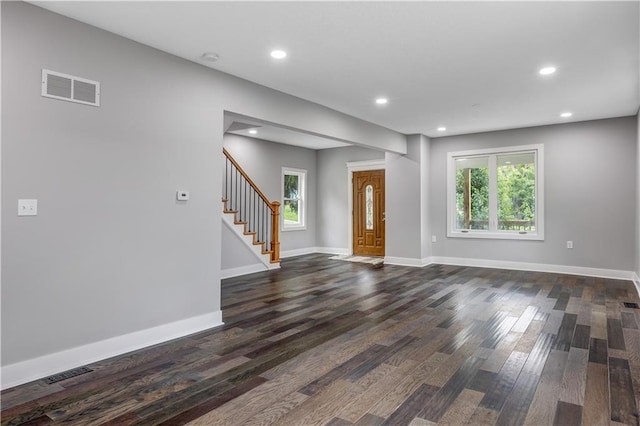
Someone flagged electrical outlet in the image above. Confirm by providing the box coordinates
[431,235,437,243]
[18,199,37,216]
[567,240,573,249]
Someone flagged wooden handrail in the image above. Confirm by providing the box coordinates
[223,148,276,213]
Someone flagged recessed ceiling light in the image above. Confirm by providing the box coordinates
[249,129,258,134]
[560,112,573,118]
[437,127,447,132]
[270,50,287,59]
[375,98,388,105]
[539,66,556,75]
[201,52,219,62]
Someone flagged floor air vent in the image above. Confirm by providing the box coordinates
[623,302,640,309]
[41,69,100,107]
[43,366,93,384]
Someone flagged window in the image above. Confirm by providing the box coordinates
[282,167,306,230]
[447,144,544,240]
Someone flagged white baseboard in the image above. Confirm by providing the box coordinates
[281,247,318,258]
[384,256,431,267]
[281,247,348,258]
[314,247,349,256]
[1,311,223,390]
[224,248,637,285]
[221,263,269,279]
[430,256,635,281]
[222,247,346,278]
[633,272,640,297]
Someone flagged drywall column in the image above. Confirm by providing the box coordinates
[385,134,431,265]
[420,134,433,261]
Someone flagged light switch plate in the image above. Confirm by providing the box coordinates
[18,199,38,216]
[177,191,189,201]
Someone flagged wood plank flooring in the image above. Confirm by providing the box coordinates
[3,254,640,425]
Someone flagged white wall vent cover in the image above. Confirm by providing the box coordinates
[41,69,100,107]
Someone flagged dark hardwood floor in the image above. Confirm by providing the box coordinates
[3,254,640,425]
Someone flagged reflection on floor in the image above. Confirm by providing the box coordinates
[329,255,384,266]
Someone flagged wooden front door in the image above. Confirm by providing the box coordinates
[353,170,385,256]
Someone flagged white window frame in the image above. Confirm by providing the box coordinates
[446,144,544,240]
[282,167,306,231]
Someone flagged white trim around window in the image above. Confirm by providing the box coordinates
[446,144,544,240]
[282,167,306,231]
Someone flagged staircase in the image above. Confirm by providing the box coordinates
[222,148,281,269]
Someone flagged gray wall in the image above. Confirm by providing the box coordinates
[316,146,385,251]
[2,2,222,365]
[221,222,262,270]
[636,110,640,278]
[2,2,405,368]
[223,134,317,253]
[430,116,637,270]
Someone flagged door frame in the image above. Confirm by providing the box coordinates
[346,159,385,256]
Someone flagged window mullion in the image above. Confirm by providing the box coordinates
[488,155,498,232]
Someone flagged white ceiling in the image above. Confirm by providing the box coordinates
[32,1,639,148]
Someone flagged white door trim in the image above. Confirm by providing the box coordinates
[346,159,386,256]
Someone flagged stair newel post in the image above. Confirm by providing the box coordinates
[270,201,281,263]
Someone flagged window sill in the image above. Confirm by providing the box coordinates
[282,226,307,232]
[447,230,544,241]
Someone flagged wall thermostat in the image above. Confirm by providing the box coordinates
[177,191,189,201]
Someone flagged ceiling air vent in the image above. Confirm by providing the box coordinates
[41,69,100,107]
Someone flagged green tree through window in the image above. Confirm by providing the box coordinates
[284,174,299,216]
[497,153,535,230]
[282,168,306,229]
[455,157,489,230]
[456,166,489,229]
[448,145,543,240]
